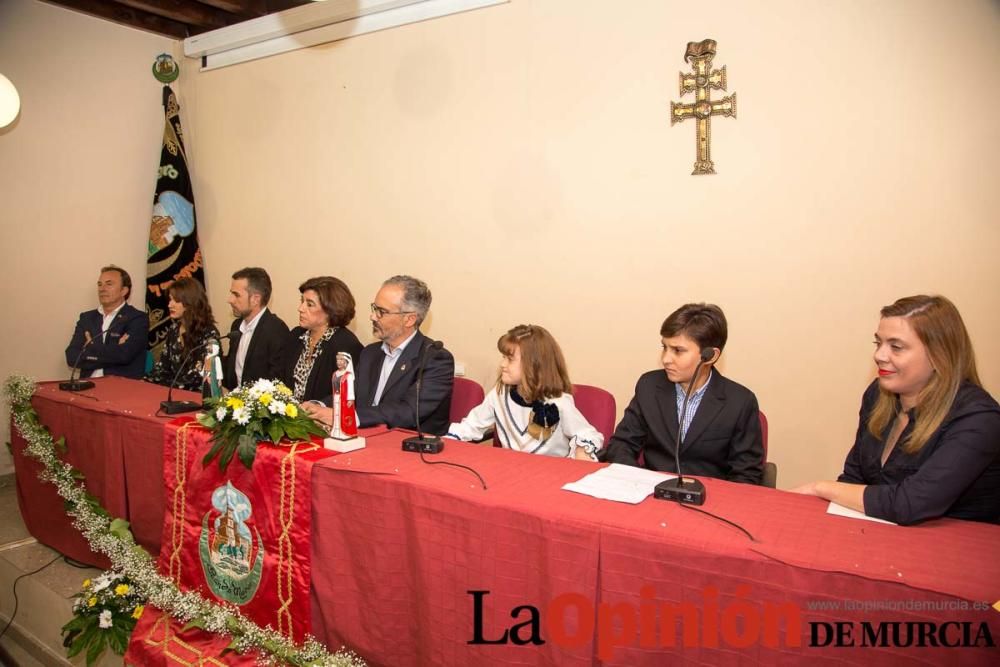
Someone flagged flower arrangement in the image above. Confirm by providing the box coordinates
[5,375,364,667]
[198,378,328,469]
[62,571,145,665]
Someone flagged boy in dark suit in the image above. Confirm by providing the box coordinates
[601,303,763,484]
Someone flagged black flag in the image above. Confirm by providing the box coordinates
[146,85,205,360]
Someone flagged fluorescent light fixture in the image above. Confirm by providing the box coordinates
[185,0,508,71]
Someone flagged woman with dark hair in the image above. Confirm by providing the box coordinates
[794,295,1000,525]
[281,276,363,403]
[146,277,220,391]
[600,303,764,484]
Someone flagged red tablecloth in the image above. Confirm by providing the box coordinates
[11,379,1000,665]
[309,432,1000,666]
[10,377,195,564]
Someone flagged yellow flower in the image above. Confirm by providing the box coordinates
[132,605,145,620]
[82,578,92,589]
[260,393,272,406]
[276,384,292,397]
[284,403,298,418]
[225,397,244,410]
[115,584,130,596]
[87,597,97,607]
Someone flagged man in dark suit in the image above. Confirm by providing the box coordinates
[304,275,454,435]
[222,267,289,390]
[601,303,763,484]
[65,265,148,379]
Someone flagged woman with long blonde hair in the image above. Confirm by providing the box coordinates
[793,295,1000,525]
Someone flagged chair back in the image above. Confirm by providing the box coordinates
[449,377,486,424]
[759,410,778,488]
[572,384,617,443]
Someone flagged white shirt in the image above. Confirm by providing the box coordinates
[90,301,126,378]
[235,307,267,386]
[373,330,418,406]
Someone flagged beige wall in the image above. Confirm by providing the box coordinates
[0,0,176,471]
[2,0,998,487]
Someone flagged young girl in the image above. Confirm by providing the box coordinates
[447,324,603,460]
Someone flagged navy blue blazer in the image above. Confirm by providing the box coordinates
[840,380,1000,525]
[351,331,454,436]
[65,303,148,379]
[601,369,764,484]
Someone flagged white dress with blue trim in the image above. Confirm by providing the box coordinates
[447,386,603,460]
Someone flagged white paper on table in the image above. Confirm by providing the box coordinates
[826,501,897,525]
[562,463,676,504]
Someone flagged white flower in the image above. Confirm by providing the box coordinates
[215,407,227,421]
[92,576,111,592]
[233,407,250,425]
[268,400,286,415]
[99,609,113,629]
[252,379,275,394]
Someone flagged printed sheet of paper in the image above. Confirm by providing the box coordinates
[562,463,675,504]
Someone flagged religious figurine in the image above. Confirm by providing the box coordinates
[202,340,223,400]
[329,352,358,440]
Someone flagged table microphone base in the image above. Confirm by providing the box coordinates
[654,476,707,505]
[402,435,444,454]
[160,400,202,414]
[59,380,95,392]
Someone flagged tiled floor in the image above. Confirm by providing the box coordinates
[0,473,116,666]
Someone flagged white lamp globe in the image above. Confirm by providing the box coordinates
[0,73,21,128]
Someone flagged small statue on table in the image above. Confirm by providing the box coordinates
[325,352,364,451]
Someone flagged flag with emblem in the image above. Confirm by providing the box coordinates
[145,84,205,361]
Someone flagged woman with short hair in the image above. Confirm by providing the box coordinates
[281,276,363,403]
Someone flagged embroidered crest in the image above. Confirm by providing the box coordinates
[198,482,264,604]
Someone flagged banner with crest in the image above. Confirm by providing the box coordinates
[145,85,205,361]
[125,418,333,663]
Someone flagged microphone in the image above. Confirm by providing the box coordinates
[655,346,715,505]
[60,333,98,392]
[160,332,235,415]
[402,338,445,454]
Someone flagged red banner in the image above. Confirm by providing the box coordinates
[127,418,332,663]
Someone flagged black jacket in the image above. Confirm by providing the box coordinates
[346,330,455,436]
[280,326,364,404]
[222,309,290,390]
[601,369,764,484]
[65,303,149,379]
[840,380,1000,525]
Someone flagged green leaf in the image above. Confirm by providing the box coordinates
[109,518,132,541]
[267,420,284,444]
[181,617,208,632]
[54,435,67,453]
[85,630,107,666]
[237,440,257,469]
[201,437,227,467]
[196,412,217,428]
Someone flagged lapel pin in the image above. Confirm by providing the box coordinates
[399,363,407,372]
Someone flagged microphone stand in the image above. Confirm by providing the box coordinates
[60,335,97,392]
[402,339,445,454]
[160,333,232,414]
[655,347,714,505]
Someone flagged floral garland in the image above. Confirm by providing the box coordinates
[4,375,364,667]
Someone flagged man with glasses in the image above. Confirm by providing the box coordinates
[305,275,454,434]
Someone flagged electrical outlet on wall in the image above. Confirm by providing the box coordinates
[454,362,466,377]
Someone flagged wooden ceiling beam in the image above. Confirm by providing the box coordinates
[113,0,237,30]
[194,0,267,17]
[41,0,191,39]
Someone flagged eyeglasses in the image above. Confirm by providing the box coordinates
[370,303,414,320]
